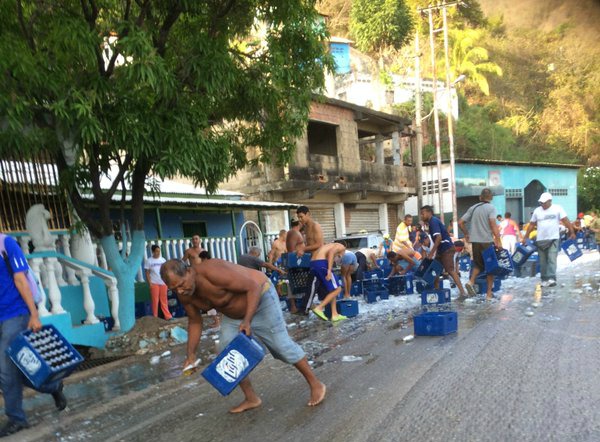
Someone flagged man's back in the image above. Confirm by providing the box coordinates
[461,202,496,243]
[286,230,303,252]
[238,254,264,271]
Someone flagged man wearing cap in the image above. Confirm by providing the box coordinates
[378,234,393,258]
[522,192,575,287]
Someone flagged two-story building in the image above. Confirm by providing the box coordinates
[222,97,417,240]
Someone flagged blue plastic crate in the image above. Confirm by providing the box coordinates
[483,246,514,276]
[384,276,405,295]
[458,255,472,272]
[201,333,265,396]
[414,258,443,286]
[6,324,83,390]
[281,252,312,269]
[350,281,363,296]
[414,311,458,336]
[287,268,314,295]
[376,258,389,268]
[324,299,359,318]
[561,239,582,262]
[415,280,433,293]
[511,241,537,267]
[363,269,384,280]
[404,273,414,294]
[364,288,389,303]
[135,301,152,318]
[475,276,502,294]
[420,288,451,306]
[514,259,537,278]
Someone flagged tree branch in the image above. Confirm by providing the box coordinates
[16,0,35,52]
[209,0,237,38]
[155,2,182,57]
[106,154,133,199]
[130,159,150,231]
[55,152,104,237]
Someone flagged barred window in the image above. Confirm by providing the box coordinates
[548,188,568,196]
[505,188,523,198]
[422,178,449,195]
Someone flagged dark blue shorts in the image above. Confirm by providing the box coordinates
[310,259,339,293]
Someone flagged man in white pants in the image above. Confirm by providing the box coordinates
[522,192,575,287]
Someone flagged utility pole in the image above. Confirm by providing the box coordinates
[442,6,459,236]
[427,9,444,218]
[418,1,462,225]
[414,31,423,211]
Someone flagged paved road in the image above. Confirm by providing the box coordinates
[9,257,600,442]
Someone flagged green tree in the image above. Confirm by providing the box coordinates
[448,28,502,96]
[350,0,413,54]
[0,0,330,332]
[578,167,600,211]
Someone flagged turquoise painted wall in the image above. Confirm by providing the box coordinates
[454,164,578,222]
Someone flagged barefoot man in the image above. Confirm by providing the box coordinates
[285,220,305,313]
[160,259,326,413]
[183,235,204,265]
[310,242,348,322]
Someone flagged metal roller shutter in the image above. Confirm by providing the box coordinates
[346,205,380,234]
[309,207,337,241]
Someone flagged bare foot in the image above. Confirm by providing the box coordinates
[229,398,262,413]
[307,382,326,407]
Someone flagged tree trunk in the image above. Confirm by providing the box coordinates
[100,230,146,333]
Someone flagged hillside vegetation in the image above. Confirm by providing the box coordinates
[317,0,600,166]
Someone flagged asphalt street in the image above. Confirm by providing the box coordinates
[6,253,600,442]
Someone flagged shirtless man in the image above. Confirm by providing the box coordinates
[160,259,326,413]
[183,235,204,265]
[286,220,304,254]
[309,242,347,322]
[267,230,287,264]
[296,206,323,257]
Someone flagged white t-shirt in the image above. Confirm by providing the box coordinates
[531,204,567,241]
[144,256,166,285]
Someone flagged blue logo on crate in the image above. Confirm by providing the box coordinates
[561,239,582,262]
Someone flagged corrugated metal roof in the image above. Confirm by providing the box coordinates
[422,158,582,169]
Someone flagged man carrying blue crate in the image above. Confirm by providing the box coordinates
[458,188,502,301]
[419,206,468,300]
[0,233,67,437]
[522,192,576,287]
[160,259,326,413]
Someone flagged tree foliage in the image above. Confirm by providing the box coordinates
[0,0,330,238]
[350,0,413,54]
[578,167,600,211]
[0,0,331,331]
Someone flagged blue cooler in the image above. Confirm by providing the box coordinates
[414,258,443,286]
[511,241,537,267]
[483,246,514,276]
[6,325,84,390]
[414,311,458,336]
[324,299,359,318]
[561,239,582,261]
[201,333,265,396]
[420,288,451,306]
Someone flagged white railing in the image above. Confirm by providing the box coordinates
[13,231,120,331]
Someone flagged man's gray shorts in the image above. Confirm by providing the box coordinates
[219,284,305,365]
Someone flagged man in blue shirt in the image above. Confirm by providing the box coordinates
[420,206,467,299]
[0,233,67,437]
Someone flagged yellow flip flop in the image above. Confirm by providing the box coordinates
[311,308,329,321]
[332,314,348,322]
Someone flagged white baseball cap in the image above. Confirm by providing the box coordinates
[538,192,553,203]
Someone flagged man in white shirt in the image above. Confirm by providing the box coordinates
[522,192,575,287]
